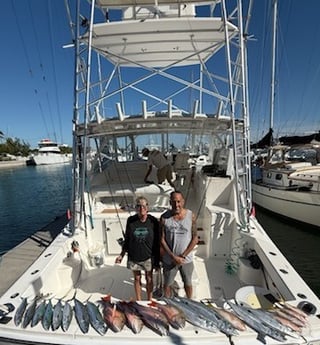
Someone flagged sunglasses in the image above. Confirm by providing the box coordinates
[135,204,148,209]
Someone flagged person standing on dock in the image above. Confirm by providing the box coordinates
[160,190,198,298]
[115,196,160,300]
[142,147,175,188]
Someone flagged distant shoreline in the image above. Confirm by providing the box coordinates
[0,159,27,169]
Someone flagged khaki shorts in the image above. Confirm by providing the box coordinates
[127,258,152,272]
[157,164,172,184]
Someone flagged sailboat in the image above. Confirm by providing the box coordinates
[251,0,320,228]
[1,0,320,344]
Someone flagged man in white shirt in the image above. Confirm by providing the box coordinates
[142,148,174,188]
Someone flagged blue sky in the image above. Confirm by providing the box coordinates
[1,0,320,148]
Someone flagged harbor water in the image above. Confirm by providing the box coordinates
[0,164,319,297]
[0,164,71,254]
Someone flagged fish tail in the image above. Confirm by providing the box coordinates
[101,294,111,302]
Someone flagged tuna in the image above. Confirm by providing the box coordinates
[74,298,90,334]
[14,297,28,326]
[61,300,73,332]
[86,300,108,335]
[52,299,63,331]
[31,300,47,327]
[22,298,38,328]
[42,299,54,331]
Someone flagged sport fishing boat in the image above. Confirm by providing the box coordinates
[1,0,320,344]
[28,139,71,166]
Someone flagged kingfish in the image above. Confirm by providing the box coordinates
[127,301,169,336]
[117,301,144,334]
[31,300,47,327]
[42,299,53,331]
[100,295,125,333]
[148,300,186,329]
[228,302,286,344]
[74,298,90,334]
[14,297,28,326]
[86,301,108,335]
[162,296,218,333]
[173,296,238,336]
[62,300,73,332]
[52,299,63,331]
[251,309,300,339]
[22,297,38,328]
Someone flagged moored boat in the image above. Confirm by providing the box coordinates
[28,139,71,166]
[1,0,320,344]
[252,144,320,228]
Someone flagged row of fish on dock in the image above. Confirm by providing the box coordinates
[6,293,310,343]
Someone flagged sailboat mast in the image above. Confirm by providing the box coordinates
[270,0,277,132]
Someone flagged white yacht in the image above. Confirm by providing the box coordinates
[1,1,320,344]
[28,139,71,166]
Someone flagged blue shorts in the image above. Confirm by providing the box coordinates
[163,261,194,287]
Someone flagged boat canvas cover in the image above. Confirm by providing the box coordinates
[83,17,238,67]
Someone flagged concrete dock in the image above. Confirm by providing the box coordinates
[0,214,69,296]
[0,160,27,169]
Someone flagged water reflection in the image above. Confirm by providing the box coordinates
[255,206,320,297]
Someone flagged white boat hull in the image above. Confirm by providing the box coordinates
[29,154,71,166]
[2,0,320,344]
[252,183,320,227]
